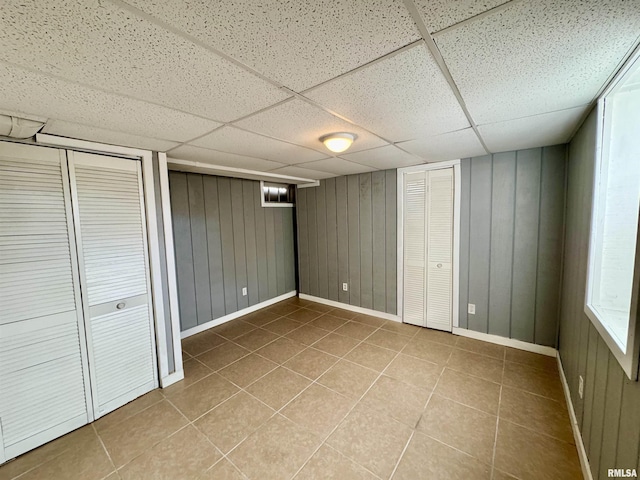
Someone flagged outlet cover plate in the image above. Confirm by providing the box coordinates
[468,303,476,315]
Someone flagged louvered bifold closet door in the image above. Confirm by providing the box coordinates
[426,168,454,331]
[403,171,427,326]
[68,151,157,419]
[0,142,91,462]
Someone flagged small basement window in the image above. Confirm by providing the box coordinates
[586,50,640,379]
[260,181,295,207]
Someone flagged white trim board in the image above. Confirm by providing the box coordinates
[160,370,185,389]
[557,355,594,480]
[298,294,402,323]
[452,327,557,357]
[181,291,297,339]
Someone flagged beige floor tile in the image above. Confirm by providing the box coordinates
[492,468,520,480]
[312,333,360,357]
[401,336,453,363]
[328,308,359,320]
[359,375,431,428]
[240,310,281,327]
[233,328,279,351]
[218,353,278,388]
[286,307,323,323]
[214,320,256,340]
[182,330,226,356]
[228,415,321,480]
[365,330,411,351]
[302,302,334,313]
[456,336,506,359]
[494,420,582,480]
[327,406,412,479]
[94,390,165,432]
[505,348,558,372]
[384,354,442,390]
[499,386,574,444]
[393,432,491,480]
[344,343,397,372]
[285,324,330,345]
[350,313,387,328]
[18,434,114,480]
[435,368,501,415]
[282,384,355,436]
[196,342,250,371]
[161,359,212,397]
[256,337,306,364]
[200,459,246,480]
[284,348,339,379]
[245,367,311,410]
[119,425,221,480]
[418,394,497,464]
[379,321,420,337]
[310,314,349,332]
[503,361,564,401]
[318,360,379,398]
[98,400,188,467]
[447,349,504,383]
[334,321,377,341]
[194,392,273,453]
[267,302,301,316]
[414,327,458,346]
[294,444,378,480]
[169,374,240,420]
[262,317,304,335]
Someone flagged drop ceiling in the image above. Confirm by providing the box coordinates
[1,0,639,179]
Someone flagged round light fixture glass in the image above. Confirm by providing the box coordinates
[320,132,357,153]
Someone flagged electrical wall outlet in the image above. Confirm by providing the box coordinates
[579,375,584,399]
[468,303,476,315]
[242,287,247,296]
[342,283,348,292]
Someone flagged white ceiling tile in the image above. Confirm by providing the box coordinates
[414,0,510,33]
[41,120,179,152]
[306,43,469,142]
[0,0,290,122]
[121,0,420,92]
[340,145,424,170]
[168,144,286,171]
[296,158,377,176]
[436,0,640,124]
[191,126,327,165]
[398,128,486,161]
[478,107,588,153]
[235,99,388,153]
[0,63,220,142]
[268,166,335,181]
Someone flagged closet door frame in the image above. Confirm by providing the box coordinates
[35,134,183,388]
[397,160,461,330]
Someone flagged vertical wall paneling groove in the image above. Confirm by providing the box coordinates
[336,177,350,305]
[385,170,397,315]
[296,188,309,295]
[316,181,328,299]
[170,173,295,330]
[599,356,624,479]
[347,175,361,306]
[589,337,610,476]
[359,173,373,310]
[307,187,318,296]
[325,178,339,302]
[203,176,226,320]
[372,171,386,313]
[458,160,471,328]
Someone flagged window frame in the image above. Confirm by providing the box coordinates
[585,48,640,380]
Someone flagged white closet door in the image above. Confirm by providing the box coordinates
[426,168,454,331]
[0,142,91,461]
[403,171,427,326]
[68,151,157,419]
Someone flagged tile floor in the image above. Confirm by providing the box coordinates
[0,297,582,480]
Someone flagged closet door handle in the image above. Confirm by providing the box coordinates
[436,263,443,268]
[116,302,126,310]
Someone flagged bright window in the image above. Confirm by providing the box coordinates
[586,52,640,379]
[260,181,295,207]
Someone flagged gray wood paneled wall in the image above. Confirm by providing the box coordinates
[459,145,567,347]
[296,171,397,315]
[558,108,640,478]
[169,172,296,331]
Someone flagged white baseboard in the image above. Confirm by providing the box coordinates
[452,327,558,357]
[298,294,402,323]
[180,291,297,339]
[160,369,184,388]
[557,355,593,480]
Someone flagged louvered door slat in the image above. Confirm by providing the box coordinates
[403,171,427,326]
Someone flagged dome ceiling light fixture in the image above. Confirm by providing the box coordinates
[320,132,357,153]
